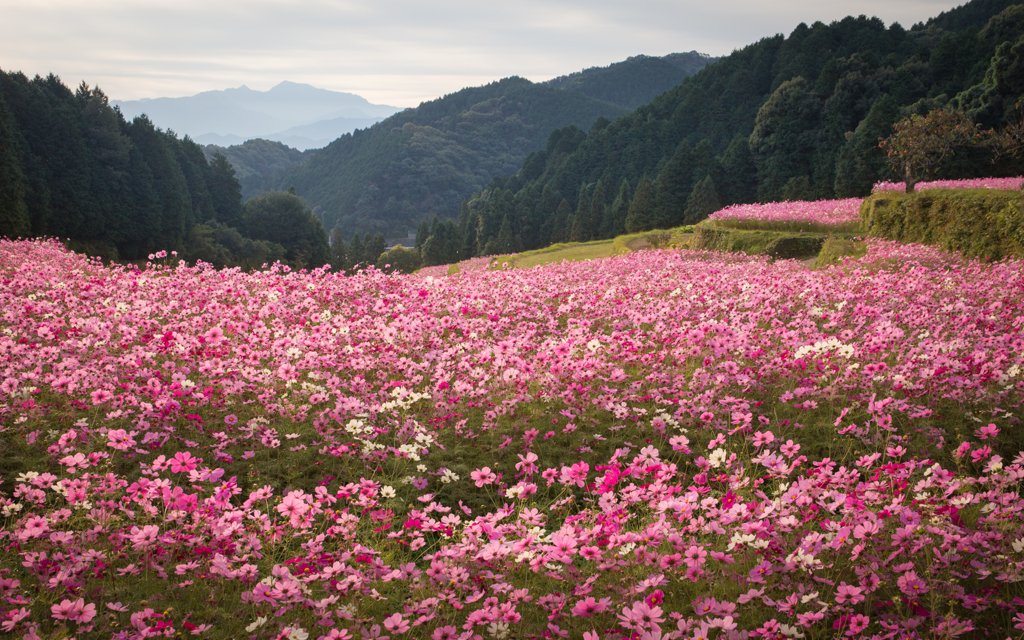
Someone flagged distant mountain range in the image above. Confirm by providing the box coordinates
[113,82,402,150]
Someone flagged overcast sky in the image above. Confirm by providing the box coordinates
[1,0,963,108]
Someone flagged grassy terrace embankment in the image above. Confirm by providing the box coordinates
[863,188,1024,261]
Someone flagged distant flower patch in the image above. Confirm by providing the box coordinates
[873,176,1023,192]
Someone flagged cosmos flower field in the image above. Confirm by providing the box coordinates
[705,199,864,232]
[2,231,1024,640]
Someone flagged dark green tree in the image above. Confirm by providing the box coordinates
[126,115,192,248]
[415,219,430,251]
[550,199,572,244]
[589,180,607,239]
[208,153,244,227]
[834,94,900,196]
[683,175,721,223]
[367,233,387,266]
[495,213,515,253]
[241,190,331,269]
[0,94,30,237]
[330,227,348,271]
[602,178,631,238]
[569,184,591,242]
[625,176,658,233]
[716,136,758,205]
[350,232,365,267]
[654,141,694,228]
[748,77,823,202]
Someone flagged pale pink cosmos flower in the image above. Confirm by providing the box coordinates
[106,428,137,451]
[129,524,160,549]
[470,466,496,487]
[170,451,200,473]
[50,598,96,623]
[90,388,113,405]
[1,607,31,632]
[975,423,999,439]
[835,582,865,604]
[19,515,49,540]
[382,613,409,634]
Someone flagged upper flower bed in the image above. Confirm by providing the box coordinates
[872,176,1024,193]
[706,198,864,233]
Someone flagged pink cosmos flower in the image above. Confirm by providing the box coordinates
[19,515,49,540]
[431,626,459,640]
[170,451,200,473]
[975,423,999,439]
[470,467,496,487]
[129,524,160,549]
[835,582,864,604]
[846,614,870,635]
[51,598,96,623]
[106,428,137,451]
[515,451,538,475]
[971,445,992,463]
[618,601,664,632]
[383,613,409,634]
[1,607,31,632]
[897,570,929,595]
[90,388,113,404]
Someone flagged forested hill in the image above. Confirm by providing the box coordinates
[202,139,316,198]
[0,72,331,269]
[261,77,631,240]
[544,52,719,109]
[452,0,1024,258]
[0,72,246,260]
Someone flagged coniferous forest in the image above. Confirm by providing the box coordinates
[0,72,329,269]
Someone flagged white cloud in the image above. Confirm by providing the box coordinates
[0,0,962,106]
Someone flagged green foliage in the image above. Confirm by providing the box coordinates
[601,178,631,239]
[421,219,463,266]
[749,77,822,202]
[862,187,1024,259]
[241,190,331,269]
[624,176,658,233]
[654,141,694,228]
[376,245,422,274]
[684,175,722,223]
[813,237,868,267]
[202,139,314,198]
[834,94,901,197]
[0,71,268,263]
[0,94,30,237]
[879,108,988,192]
[692,223,832,259]
[182,222,286,270]
[329,227,349,271]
